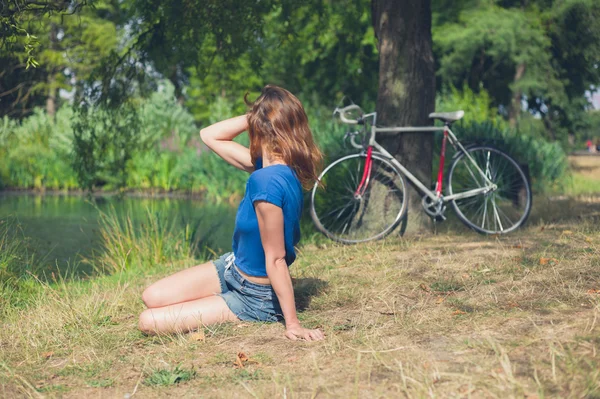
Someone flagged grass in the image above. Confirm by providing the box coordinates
[144,365,196,387]
[89,206,199,274]
[558,156,600,196]
[0,157,599,398]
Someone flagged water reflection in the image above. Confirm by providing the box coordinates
[0,193,236,273]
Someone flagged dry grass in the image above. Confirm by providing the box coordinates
[1,194,599,398]
[562,156,600,196]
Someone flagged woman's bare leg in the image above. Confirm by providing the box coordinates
[142,261,222,308]
[138,296,239,334]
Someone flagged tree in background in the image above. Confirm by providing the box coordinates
[372,0,436,231]
[0,0,120,118]
[433,0,600,144]
[1,0,592,198]
[183,0,379,123]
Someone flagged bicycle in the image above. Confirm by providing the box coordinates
[310,104,532,244]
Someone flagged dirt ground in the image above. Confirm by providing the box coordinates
[1,158,599,398]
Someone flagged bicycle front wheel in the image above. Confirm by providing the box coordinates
[310,153,407,244]
[448,146,532,234]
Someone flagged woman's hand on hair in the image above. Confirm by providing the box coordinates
[285,323,325,342]
[199,115,254,172]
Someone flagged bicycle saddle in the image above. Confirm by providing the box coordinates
[428,110,465,123]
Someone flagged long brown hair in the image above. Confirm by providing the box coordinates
[245,85,322,190]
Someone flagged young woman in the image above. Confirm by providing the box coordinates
[138,85,325,341]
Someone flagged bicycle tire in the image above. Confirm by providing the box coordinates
[448,145,532,234]
[310,152,408,244]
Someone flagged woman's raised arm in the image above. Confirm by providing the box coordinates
[199,115,254,173]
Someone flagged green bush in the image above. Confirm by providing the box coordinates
[436,84,505,127]
[451,122,568,192]
[434,84,568,192]
[0,108,78,190]
[1,82,565,198]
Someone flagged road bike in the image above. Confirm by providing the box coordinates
[310,104,532,244]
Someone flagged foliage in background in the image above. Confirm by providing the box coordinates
[577,111,600,144]
[0,0,120,119]
[2,0,598,150]
[72,102,141,191]
[435,85,568,192]
[436,84,504,127]
[0,108,78,190]
[452,122,568,192]
[0,81,568,196]
[184,0,377,124]
[433,0,600,144]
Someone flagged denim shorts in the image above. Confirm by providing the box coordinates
[212,253,283,322]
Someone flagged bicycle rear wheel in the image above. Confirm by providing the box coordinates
[310,153,407,243]
[448,146,532,234]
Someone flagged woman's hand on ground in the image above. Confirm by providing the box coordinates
[285,324,325,341]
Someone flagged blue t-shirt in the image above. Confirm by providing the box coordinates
[232,161,303,277]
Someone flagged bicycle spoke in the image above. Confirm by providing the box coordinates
[481,195,488,229]
[449,146,531,234]
[491,196,504,232]
[311,154,407,243]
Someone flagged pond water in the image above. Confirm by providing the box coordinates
[0,193,236,274]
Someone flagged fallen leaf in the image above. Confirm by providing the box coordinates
[419,283,430,292]
[435,296,445,304]
[585,237,593,243]
[452,310,467,316]
[587,289,600,295]
[234,352,247,368]
[189,331,205,342]
[42,352,54,359]
[539,257,558,265]
[511,244,523,249]
[562,230,573,235]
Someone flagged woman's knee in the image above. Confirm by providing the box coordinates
[141,285,163,308]
[138,309,157,334]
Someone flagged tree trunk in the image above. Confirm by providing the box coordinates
[372,0,436,234]
[508,62,526,128]
[509,0,528,128]
[46,23,58,117]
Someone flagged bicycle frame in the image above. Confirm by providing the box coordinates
[350,112,497,204]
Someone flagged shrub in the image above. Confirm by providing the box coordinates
[0,108,78,190]
[450,122,568,192]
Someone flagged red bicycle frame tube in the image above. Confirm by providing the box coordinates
[436,126,449,197]
[354,146,373,197]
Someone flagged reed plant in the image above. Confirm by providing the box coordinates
[89,206,198,274]
[0,219,38,283]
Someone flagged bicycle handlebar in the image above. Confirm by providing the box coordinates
[334,104,363,125]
